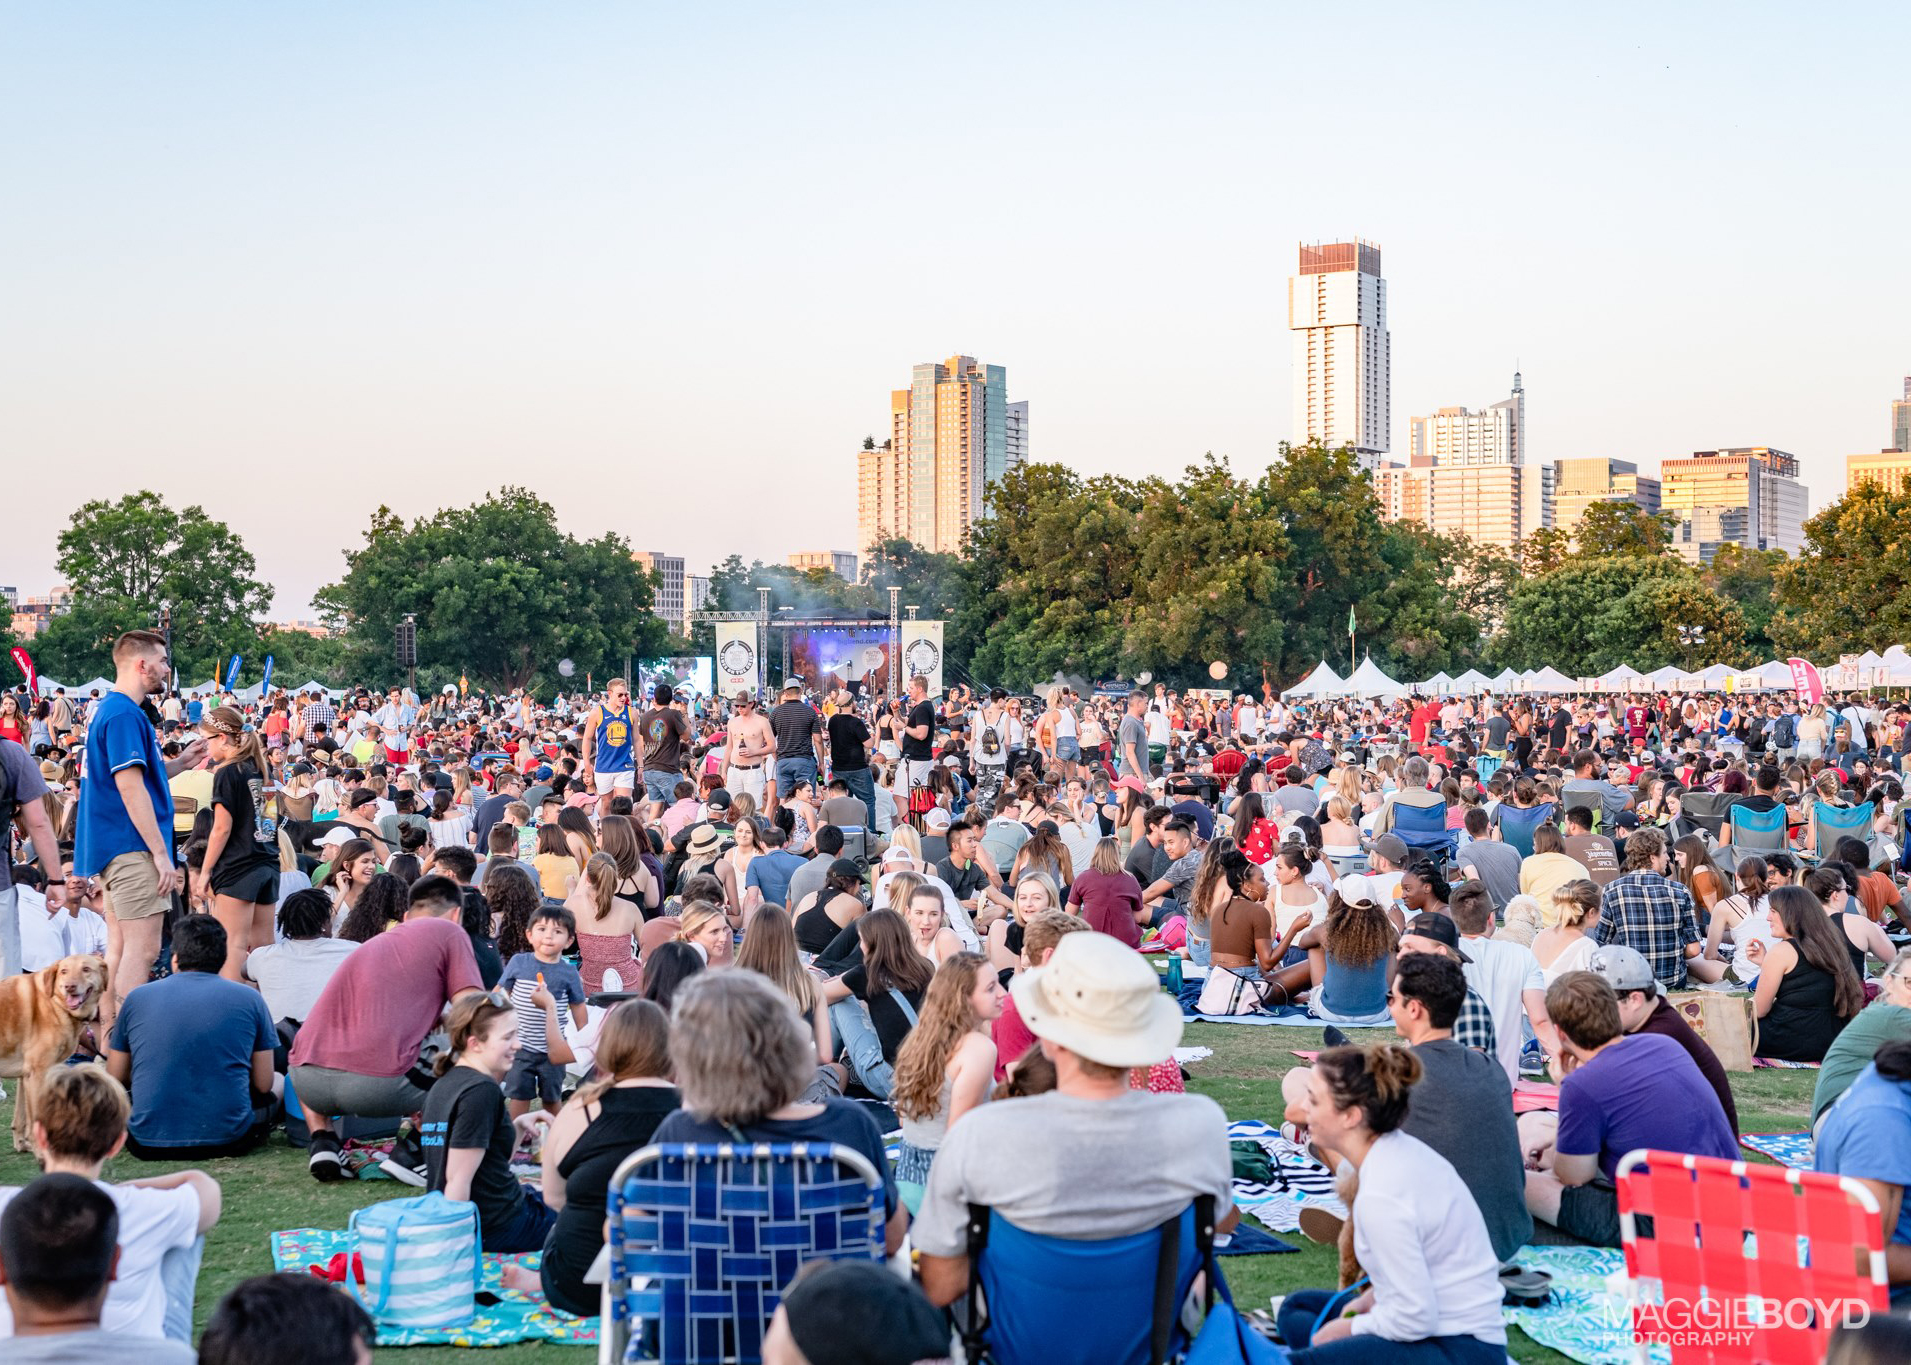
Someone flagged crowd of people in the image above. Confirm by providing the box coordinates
[5,631,1911,1360]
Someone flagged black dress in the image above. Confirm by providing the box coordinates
[540,1085,681,1317]
[1756,954,1849,1063]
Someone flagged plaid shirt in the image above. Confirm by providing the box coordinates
[1454,987,1496,1056]
[301,700,338,734]
[1594,870,1701,990]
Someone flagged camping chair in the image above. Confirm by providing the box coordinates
[600,1142,885,1365]
[1491,801,1558,860]
[1616,1150,1888,1364]
[1676,791,1735,840]
[960,1195,1220,1365]
[1390,799,1458,867]
[835,828,870,867]
[1809,801,1875,861]
[920,833,949,865]
[1723,803,1787,868]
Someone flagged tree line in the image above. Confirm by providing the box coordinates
[10,451,1910,696]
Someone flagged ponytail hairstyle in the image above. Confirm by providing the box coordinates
[1735,855,1771,907]
[202,705,270,778]
[1187,836,1236,930]
[1312,1042,1423,1136]
[436,992,514,1076]
[1546,879,1602,931]
[1275,844,1317,880]
[1220,847,1259,897]
[573,999,672,1106]
[576,852,618,927]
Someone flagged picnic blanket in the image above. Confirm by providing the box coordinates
[1216,1220,1296,1256]
[1740,1131,1814,1167]
[1751,1057,1820,1069]
[1224,1120,1344,1232]
[271,1229,598,1348]
[1499,1244,1661,1365]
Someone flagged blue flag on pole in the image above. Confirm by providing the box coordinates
[261,654,275,697]
[224,654,243,690]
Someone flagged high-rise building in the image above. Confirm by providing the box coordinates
[687,575,712,621]
[1005,400,1028,469]
[634,552,688,635]
[1407,378,1523,467]
[857,357,1021,556]
[1289,240,1389,469]
[1846,450,1911,496]
[1373,462,1542,554]
[788,551,858,581]
[1659,448,1807,564]
[1552,458,1663,537]
[1892,377,1910,454]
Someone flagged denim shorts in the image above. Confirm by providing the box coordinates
[643,771,677,805]
[1057,738,1081,761]
[504,1048,566,1103]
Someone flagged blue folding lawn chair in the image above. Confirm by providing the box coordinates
[600,1143,885,1364]
[960,1194,1222,1365]
[1490,801,1558,860]
[1390,799,1458,866]
[1810,800,1875,861]
[1723,802,1787,867]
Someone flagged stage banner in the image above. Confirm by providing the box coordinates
[1786,657,1824,706]
[714,623,761,698]
[899,621,945,695]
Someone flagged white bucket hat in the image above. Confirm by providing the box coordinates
[1008,932,1183,1069]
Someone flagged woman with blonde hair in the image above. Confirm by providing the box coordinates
[1319,795,1363,859]
[569,852,640,993]
[1533,880,1600,983]
[193,706,281,979]
[674,901,734,965]
[515,999,679,1314]
[891,952,1004,1204]
[906,880,963,967]
[985,871,1060,972]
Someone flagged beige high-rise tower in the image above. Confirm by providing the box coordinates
[1289,240,1390,469]
[856,356,1022,556]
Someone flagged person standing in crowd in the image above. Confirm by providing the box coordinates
[824,691,876,832]
[639,684,692,817]
[75,631,208,1014]
[768,679,825,804]
[725,691,776,807]
[192,707,280,981]
[579,678,641,817]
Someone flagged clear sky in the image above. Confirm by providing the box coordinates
[5,2,1907,616]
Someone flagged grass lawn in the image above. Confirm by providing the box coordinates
[0,1026,1820,1364]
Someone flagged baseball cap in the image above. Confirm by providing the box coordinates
[777,1260,949,1365]
[1403,911,1472,963]
[781,678,803,693]
[1588,943,1661,998]
[707,788,732,810]
[318,827,357,849]
[1370,833,1409,866]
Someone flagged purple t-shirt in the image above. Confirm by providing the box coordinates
[1557,1032,1738,1183]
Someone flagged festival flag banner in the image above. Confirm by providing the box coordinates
[224,653,243,690]
[261,654,275,697]
[9,646,37,699]
[1786,657,1823,706]
[714,622,761,698]
[899,620,945,695]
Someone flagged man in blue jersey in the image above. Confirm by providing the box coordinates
[579,678,641,818]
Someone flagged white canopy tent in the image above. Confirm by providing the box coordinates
[1644,665,1684,688]
[1344,654,1407,700]
[1280,661,1344,700]
[292,680,347,699]
[1417,670,1455,694]
[1488,667,1521,691]
[1451,668,1491,695]
[1524,666,1575,693]
[1595,664,1649,690]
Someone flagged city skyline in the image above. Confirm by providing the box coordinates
[5,5,1908,615]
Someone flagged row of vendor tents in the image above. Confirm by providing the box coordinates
[1281,646,1911,702]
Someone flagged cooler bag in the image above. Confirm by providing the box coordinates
[349,1191,483,1328]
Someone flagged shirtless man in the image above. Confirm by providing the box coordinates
[725,691,776,807]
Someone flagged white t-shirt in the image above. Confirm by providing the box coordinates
[15,887,110,970]
[1144,710,1171,745]
[246,937,359,1022]
[0,1182,200,1338]
[1459,935,1546,1085]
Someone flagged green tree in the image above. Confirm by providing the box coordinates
[1519,526,1571,576]
[1771,477,1911,655]
[1572,501,1674,558]
[322,488,666,693]
[39,492,274,682]
[1494,556,1743,676]
[1702,544,1785,658]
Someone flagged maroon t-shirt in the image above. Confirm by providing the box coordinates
[1067,868,1144,947]
[289,916,484,1078]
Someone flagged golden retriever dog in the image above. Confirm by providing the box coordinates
[0,955,109,1152]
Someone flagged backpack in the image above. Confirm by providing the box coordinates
[349,1192,482,1329]
[980,722,1001,758]
[1772,713,1796,748]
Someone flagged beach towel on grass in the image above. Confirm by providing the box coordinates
[272,1229,598,1347]
[1224,1119,1344,1232]
[1499,1244,1662,1365]
[1740,1131,1814,1167]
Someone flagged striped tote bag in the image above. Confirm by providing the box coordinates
[349,1192,483,1328]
